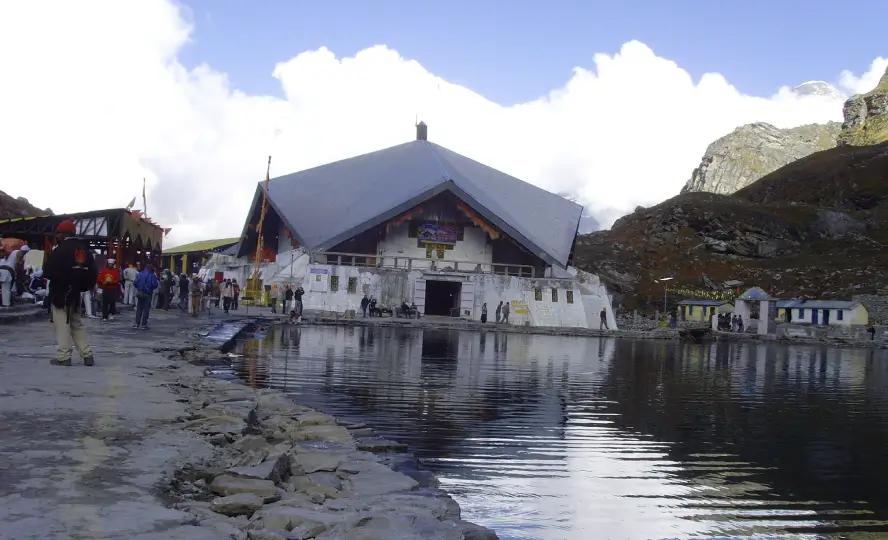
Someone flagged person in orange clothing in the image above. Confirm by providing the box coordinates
[97,258,121,321]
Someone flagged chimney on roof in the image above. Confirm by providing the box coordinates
[416,121,428,141]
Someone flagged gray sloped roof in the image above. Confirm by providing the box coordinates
[264,140,583,267]
[677,299,731,306]
[777,299,862,310]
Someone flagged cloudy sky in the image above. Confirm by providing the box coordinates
[0,0,885,247]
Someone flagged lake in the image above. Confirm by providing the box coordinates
[222,324,888,539]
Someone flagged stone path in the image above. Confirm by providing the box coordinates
[0,306,499,539]
[0,309,231,539]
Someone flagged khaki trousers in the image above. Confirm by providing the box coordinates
[190,293,201,316]
[52,305,93,362]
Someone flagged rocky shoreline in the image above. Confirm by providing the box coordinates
[158,334,499,540]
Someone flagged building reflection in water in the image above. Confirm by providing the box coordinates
[230,326,888,540]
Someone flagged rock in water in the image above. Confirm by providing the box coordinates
[838,66,888,146]
[681,122,841,195]
[209,493,264,516]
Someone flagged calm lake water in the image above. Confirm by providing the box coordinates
[223,325,888,540]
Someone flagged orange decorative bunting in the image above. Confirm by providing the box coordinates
[456,201,500,240]
[386,206,423,233]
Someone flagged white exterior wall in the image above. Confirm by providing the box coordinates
[785,306,854,326]
[236,248,617,329]
[277,222,297,254]
[378,222,492,271]
[469,275,590,328]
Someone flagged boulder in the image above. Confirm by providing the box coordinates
[291,452,342,474]
[210,475,279,502]
[456,520,500,540]
[307,472,342,491]
[296,411,338,427]
[288,424,353,444]
[313,512,465,540]
[286,475,341,500]
[251,506,357,532]
[355,437,407,453]
[232,435,270,453]
[183,415,246,435]
[210,493,265,517]
[229,450,291,483]
[324,492,460,521]
[341,466,419,497]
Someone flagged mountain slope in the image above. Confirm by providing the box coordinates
[0,190,51,219]
[838,66,888,146]
[681,122,841,195]
[575,142,888,310]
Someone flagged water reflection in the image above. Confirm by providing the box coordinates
[226,325,888,540]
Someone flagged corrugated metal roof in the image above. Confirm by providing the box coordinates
[163,237,239,255]
[264,140,583,268]
[777,300,862,310]
[678,299,732,306]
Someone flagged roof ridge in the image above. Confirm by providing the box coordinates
[422,141,453,181]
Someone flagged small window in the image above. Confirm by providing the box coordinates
[798,308,805,318]
[689,306,694,315]
[710,307,716,316]
[551,289,558,302]
[408,221,418,238]
[330,276,340,292]
[347,277,358,294]
[534,288,542,301]
[837,310,844,321]
[566,290,574,304]
[456,227,465,241]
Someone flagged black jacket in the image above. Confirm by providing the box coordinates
[44,237,97,309]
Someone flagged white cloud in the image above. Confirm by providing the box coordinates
[0,1,885,247]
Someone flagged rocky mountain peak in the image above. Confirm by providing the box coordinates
[681,121,841,195]
[0,190,51,219]
[838,66,888,146]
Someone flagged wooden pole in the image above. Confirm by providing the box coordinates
[251,156,272,304]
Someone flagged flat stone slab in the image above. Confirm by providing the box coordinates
[341,466,420,496]
[292,451,342,474]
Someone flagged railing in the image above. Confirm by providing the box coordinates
[310,251,535,277]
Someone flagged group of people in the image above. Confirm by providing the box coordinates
[33,219,263,367]
[269,283,304,322]
[480,301,511,324]
[717,312,745,332]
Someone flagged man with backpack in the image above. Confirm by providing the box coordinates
[43,219,98,367]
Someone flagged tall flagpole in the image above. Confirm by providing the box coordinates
[142,178,147,217]
[251,156,272,304]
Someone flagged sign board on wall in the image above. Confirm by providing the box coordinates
[417,224,459,246]
[309,266,329,292]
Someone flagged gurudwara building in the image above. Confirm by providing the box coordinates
[233,123,616,329]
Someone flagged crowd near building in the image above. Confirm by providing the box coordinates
[677,285,873,336]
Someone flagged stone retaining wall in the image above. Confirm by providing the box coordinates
[164,362,499,539]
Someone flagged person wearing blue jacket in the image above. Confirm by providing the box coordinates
[133,263,159,330]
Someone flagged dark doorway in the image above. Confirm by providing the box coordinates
[425,280,461,316]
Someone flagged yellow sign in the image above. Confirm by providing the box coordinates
[512,300,530,315]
